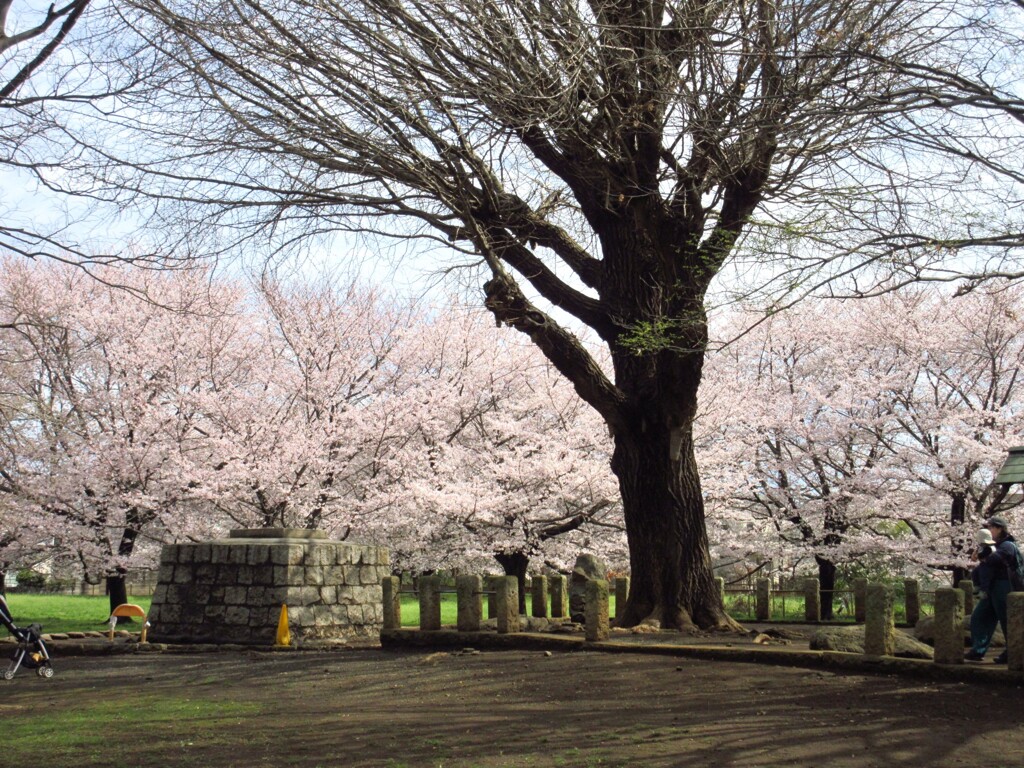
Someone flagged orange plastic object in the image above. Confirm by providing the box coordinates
[110,603,147,619]
[108,603,149,643]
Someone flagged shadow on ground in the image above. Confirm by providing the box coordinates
[5,648,1019,767]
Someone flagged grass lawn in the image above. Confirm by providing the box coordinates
[3,593,472,635]
[3,594,153,634]
[2,592,618,634]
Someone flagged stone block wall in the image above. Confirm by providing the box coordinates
[148,530,389,645]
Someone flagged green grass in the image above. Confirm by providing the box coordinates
[4,593,152,634]
[8,592,598,633]
[5,694,261,763]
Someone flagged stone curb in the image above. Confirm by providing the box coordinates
[380,629,1024,687]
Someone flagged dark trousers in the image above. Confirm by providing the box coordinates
[970,578,1011,656]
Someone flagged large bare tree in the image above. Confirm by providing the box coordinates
[1,0,182,274]
[66,0,1024,629]
[1,0,91,262]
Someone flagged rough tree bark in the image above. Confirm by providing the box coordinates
[108,507,144,622]
[815,557,838,621]
[951,493,968,586]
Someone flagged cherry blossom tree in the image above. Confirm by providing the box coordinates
[863,286,1024,581]
[0,261,627,606]
[183,276,424,537]
[701,286,1024,610]
[387,307,625,606]
[702,303,927,617]
[189,283,626,594]
[0,258,252,611]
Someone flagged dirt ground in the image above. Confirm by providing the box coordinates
[5,646,1024,768]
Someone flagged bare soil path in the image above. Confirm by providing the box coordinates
[5,648,1024,767]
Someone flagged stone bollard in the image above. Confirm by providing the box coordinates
[715,577,726,607]
[933,587,964,665]
[495,576,519,634]
[531,574,549,618]
[755,578,771,621]
[958,579,975,617]
[904,579,920,627]
[585,579,610,641]
[550,574,569,619]
[485,575,501,618]
[614,577,630,621]
[864,583,895,656]
[381,576,402,631]
[804,578,821,623]
[853,578,867,623]
[419,575,443,631]
[456,575,483,632]
[1008,593,1024,672]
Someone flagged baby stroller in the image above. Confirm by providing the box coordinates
[0,594,53,679]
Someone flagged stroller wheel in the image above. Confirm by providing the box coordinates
[37,666,53,678]
[2,669,14,681]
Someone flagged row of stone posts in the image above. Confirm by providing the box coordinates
[381,574,620,641]
[930,588,1024,669]
[385,574,1024,668]
[848,583,1024,668]
[752,577,925,625]
[384,574,931,629]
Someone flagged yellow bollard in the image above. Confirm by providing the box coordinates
[275,604,291,647]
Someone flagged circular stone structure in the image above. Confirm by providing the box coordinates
[148,529,389,645]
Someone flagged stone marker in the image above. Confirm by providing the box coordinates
[853,578,867,623]
[382,576,401,631]
[419,575,442,631]
[933,587,964,665]
[715,576,726,607]
[614,577,630,621]
[570,554,608,623]
[531,575,549,618]
[1008,592,1024,672]
[457,575,483,632]
[755,578,771,621]
[864,583,895,656]
[958,579,975,617]
[904,579,921,627]
[495,576,519,634]
[804,577,820,623]
[485,575,500,618]
[550,574,569,619]
[585,579,610,642]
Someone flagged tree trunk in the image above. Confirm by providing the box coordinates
[951,493,967,586]
[815,556,837,621]
[107,570,129,621]
[482,191,750,634]
[611,414,739,632]
[109,507,144,623]
[495,551,530,615]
